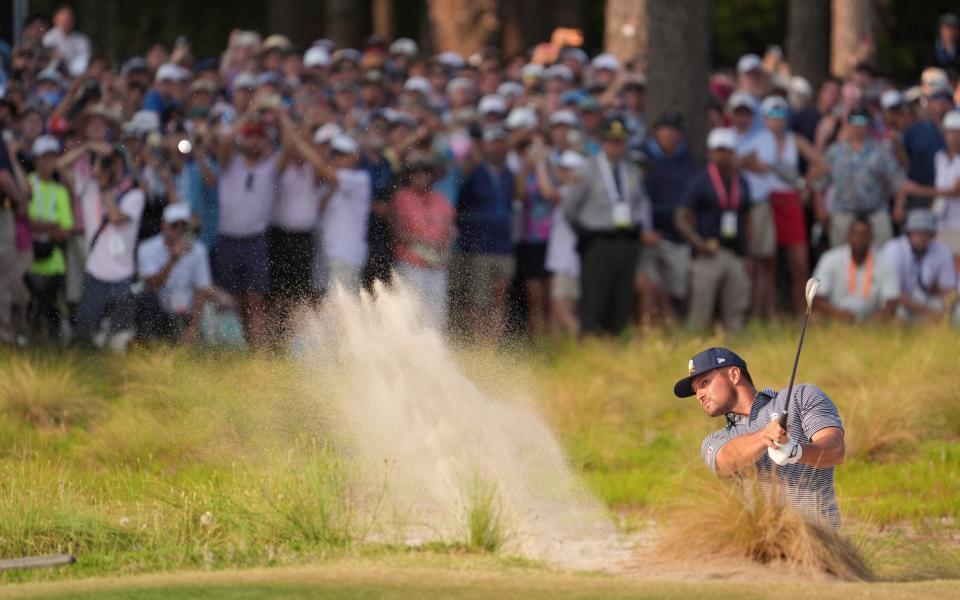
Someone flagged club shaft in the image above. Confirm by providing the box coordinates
[0,554,75,572]
[780,310,811,429]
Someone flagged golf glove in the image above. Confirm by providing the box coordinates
[767,437,803,466]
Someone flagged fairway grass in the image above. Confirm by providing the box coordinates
[1,322,959,587]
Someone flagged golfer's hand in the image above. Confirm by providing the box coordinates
[768,437,803,465]
[760,418,787,448]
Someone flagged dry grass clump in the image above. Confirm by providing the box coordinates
[657,471,872,581]
[0,355,101,430]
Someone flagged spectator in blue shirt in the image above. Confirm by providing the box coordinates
[451,126,515,341]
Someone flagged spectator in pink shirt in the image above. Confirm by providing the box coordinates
[392,154,456,330]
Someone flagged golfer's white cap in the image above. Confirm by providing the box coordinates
[313,123,342,145]
[707,127,737,151]
[943,110,960,131]
[163,202,192,224]
[329,134,359,155]
[31,135,61,156]
[737,53,763,73]
[558,150,586,171]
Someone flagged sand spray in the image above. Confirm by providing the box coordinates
[292,281,631,570]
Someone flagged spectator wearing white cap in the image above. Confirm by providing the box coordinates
[675,128,752,332]
[729,90,776,320]
[880,209,957,322]
[545,150,586,337]
[24,136,73,342]
[389,38,419,73]
[736,53,770,101]
[878,89,910,149]
[136,202,212,344]
[144,63,191,123]
[900,80,951,217]
[589,53,620,90]
[284,118,371,294]
[477,94,508,127]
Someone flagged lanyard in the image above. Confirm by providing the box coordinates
[598,153,628,204]
[847,252,873,298]
[707,163,740,210]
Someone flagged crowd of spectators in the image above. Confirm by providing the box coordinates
[2,5,960,351]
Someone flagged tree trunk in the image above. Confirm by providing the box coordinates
[787,0,830,89]
[501,0,526,58]
[646,0,712,163]
[554,0,584,30]
[326,0,364,50]
[372,0,393,40]
[425,0,499,56]
[604,0,648,63]
[268,0,306,46]
[831,0,874,78]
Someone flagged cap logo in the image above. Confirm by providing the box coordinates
[610,121,625,136]
[688,359,695,375]
[718,357,726,364]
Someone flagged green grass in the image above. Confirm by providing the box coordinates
[0,323,958,589]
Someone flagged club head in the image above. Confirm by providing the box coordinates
[804,277,821,313]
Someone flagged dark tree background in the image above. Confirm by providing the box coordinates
[21,0,960,84]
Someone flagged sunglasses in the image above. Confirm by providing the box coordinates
[766,107,788,119]
[849,115,870,126]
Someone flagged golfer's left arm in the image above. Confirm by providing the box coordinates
[797,426,845,467]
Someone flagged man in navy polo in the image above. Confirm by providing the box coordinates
[674,347,847,528]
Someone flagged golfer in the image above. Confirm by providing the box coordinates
[674,347,846,528]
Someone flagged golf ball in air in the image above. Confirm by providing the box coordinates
[178,140,192,154]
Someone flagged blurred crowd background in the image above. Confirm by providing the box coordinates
[2,1,960,351]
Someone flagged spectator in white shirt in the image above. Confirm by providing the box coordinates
[881,210,958,322]
[213,117,280,348]
[282,115,371,293]
[136,203,212,344]
[41,5,92,77]
[75,148,145,350]
[812,215,898,322]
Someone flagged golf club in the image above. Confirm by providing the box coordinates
[773,277,821,429]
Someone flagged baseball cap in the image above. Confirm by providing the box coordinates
[602,116,629,141]
[788,76,812,98]
[520,63,545,81]
[262,34,292,53]
[505,107,537,130]
[121,56,149,76]
[880,89,905,111]
[549,109,578,127]
[737,53,763,74]
[545,64,574,83]
[156,63,190,83]
[329,134,358,155]
[446,77,474,95]
[577,95,601,113]
[727,90,755,112]
[313,123,342,144]
[944,110,960,131]
[674,347,749,398]
[389,38,419,57]
[256,71,283,88]
[560,47,588,65]
[760,95,789,117]
[653,111,685,132]
[241,121,267,138]
[31,135,61,156]
[478,94,507,116]
[404,76,432,95]
[232,72,257,91]
[905,209,937,233]
[304,46,331,68]
[707,127,737,151]
[36,68,63,87]
[163,202,192,225]
[940,13,960,27]
[591,53,621,72]
[498,81,524,99]
[437,51,465,70]
[558,150,586,171]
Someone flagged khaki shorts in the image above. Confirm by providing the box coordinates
[828,210,892,249]
[636,238,691,300]
[550,272,580,301]
[937,228,960,256]
[750,202,776,258]
[450,252,515,310]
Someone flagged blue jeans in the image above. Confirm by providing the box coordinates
[75,274,135,345]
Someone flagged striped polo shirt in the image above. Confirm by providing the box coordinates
[700,384,844,529]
